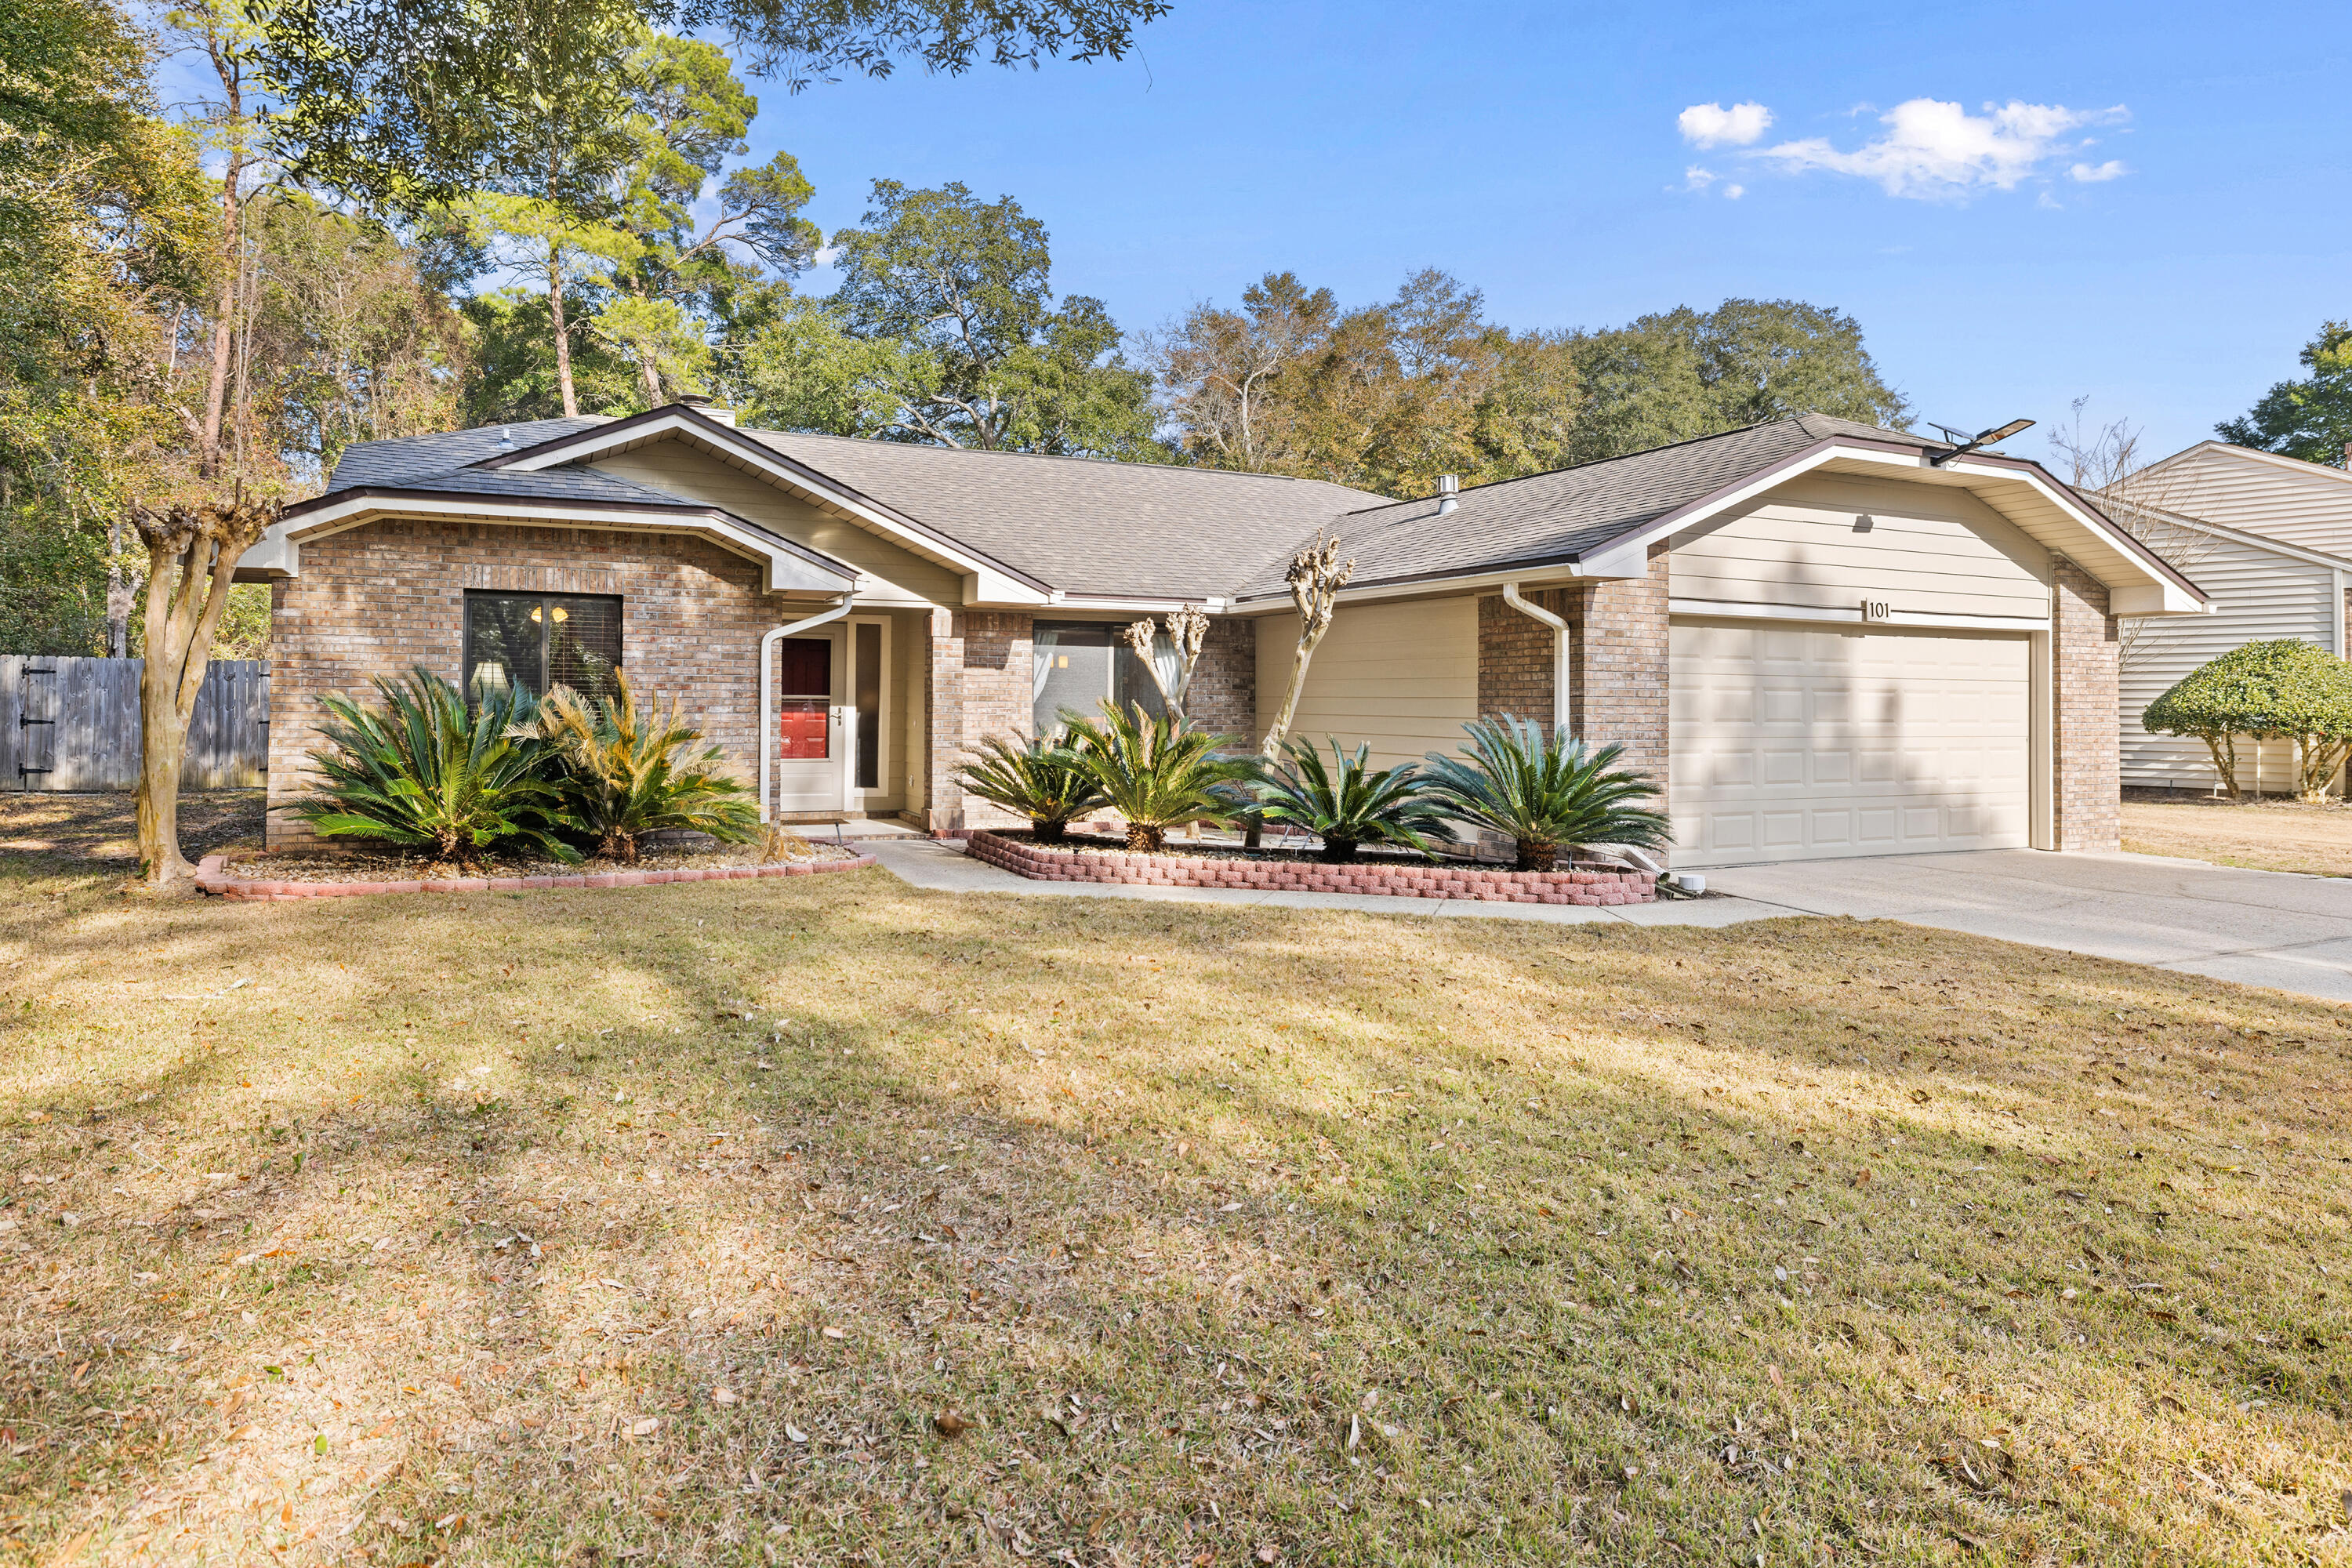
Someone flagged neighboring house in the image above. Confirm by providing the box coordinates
[2108,442,2352,795]
[237,404,2206,869]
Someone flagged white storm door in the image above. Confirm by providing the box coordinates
[1668,620,2032,869]
[774,626,846,815]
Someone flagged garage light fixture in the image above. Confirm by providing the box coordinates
[1927,418,2034,466]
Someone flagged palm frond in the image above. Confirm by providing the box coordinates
[1257,738,1457,862]
[1421,713,1670,872]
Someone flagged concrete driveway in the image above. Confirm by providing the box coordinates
[1705,849,2352,1004]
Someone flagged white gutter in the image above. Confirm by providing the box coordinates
[759,597,855,822]
[1501,582,1570,731]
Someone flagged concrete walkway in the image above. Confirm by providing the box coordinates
[862,839,2352,1004]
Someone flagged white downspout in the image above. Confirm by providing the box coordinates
[1501,583,1570,732]
[759,597,854,823]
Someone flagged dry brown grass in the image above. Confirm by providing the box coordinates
[2124,793,2352,878]
[2,799,2350,1566]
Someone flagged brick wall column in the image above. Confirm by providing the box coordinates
[923,609,1033,833]
[1565,545,1671,785]
[1185,616,1257,742]
[2051,558,2121,853]
[1477,589,1566,729]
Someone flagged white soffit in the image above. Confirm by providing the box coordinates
[1580,441,2208,615]
[496,412,1052,606]
[250,492,858,597]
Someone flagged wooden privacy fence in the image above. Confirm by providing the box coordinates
[0,656,269,790]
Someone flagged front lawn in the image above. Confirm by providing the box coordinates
[2123,792,2352,878]
[2,815,2347,1565]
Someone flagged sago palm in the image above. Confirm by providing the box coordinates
[954,731,1107,841]
[292,667,579,868]
[1421,714,1670,872]
[1059,702,1258,854]
[527,673,758,862]
[1257,738,1457,862]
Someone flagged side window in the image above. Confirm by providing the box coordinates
[1032,621,1166,735]
[463,592,624,701]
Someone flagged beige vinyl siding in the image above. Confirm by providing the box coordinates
[591,442,964,605]
[2147,448,2352,557]
[1253,595,1476,770]
[2120,530,2343,793]
[1672,474,2050,622]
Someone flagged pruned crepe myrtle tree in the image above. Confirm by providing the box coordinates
[129,492,282,888]
[1261,531,1352,760]
[1120,603,1209,724]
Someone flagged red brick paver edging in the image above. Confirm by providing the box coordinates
[966,832,1656,905]
[194,852,877,901]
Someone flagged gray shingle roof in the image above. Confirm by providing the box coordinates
[328,418,612,489]
[746,430,1385,601]
[1237,414,1940,597]
[309,408,1951,603]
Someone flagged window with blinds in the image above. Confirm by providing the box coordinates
[463,593,624,702]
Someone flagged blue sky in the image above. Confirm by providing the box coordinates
[739,0,2349,463]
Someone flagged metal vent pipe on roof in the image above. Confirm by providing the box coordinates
[1436,474,1460,514]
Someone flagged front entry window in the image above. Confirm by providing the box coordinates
[463,592,623,701]
[778,636,829,759]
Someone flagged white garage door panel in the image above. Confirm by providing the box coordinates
[1669,622,2032,869]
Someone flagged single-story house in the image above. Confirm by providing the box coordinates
[236,403,2208,869]
[2102,441,2352,794]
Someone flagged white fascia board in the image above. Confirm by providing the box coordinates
[273,492,858,596]
[1584,441,2207,615]
[497,412,1051,601]
[1044,593,1233,615]
[960,568,1054,608]
[1667,597,2049,633]
[231,521,300,581]
[1230,565,1594,613]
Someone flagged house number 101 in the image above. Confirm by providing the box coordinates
[1859,598,1891,622]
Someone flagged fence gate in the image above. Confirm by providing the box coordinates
[0,656,269,791]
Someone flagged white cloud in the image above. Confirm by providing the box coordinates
[1752,99,2128,199]
[1679,101,1774,149]
[1682,165,1718,191]
[1723,183,1745,200]
[2070,158,2127,183]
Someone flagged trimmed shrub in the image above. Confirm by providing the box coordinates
[2141,639,2352,800]
[953,731,1107,842]
[1421,713,1670,872]
[1059,701,1258,854]
[1257,738,1458,862]
[292,667,580,868]
[526,672,759,862]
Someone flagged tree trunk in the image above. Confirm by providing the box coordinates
[131,499,280,891]
[550,238,579,419]
[197,183,241,478]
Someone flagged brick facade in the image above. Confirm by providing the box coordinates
[267,520,789,849]
[922,609,1035,833]
[1566,546,1671,785]
[1185,616,1257,741]
[2052,557,2122,853]
[1476,589,1566,729]
[1469,551,1670,782]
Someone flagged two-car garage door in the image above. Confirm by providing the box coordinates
[1668,621,2033,869]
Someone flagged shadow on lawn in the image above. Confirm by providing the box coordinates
[2,860,2348,1566]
